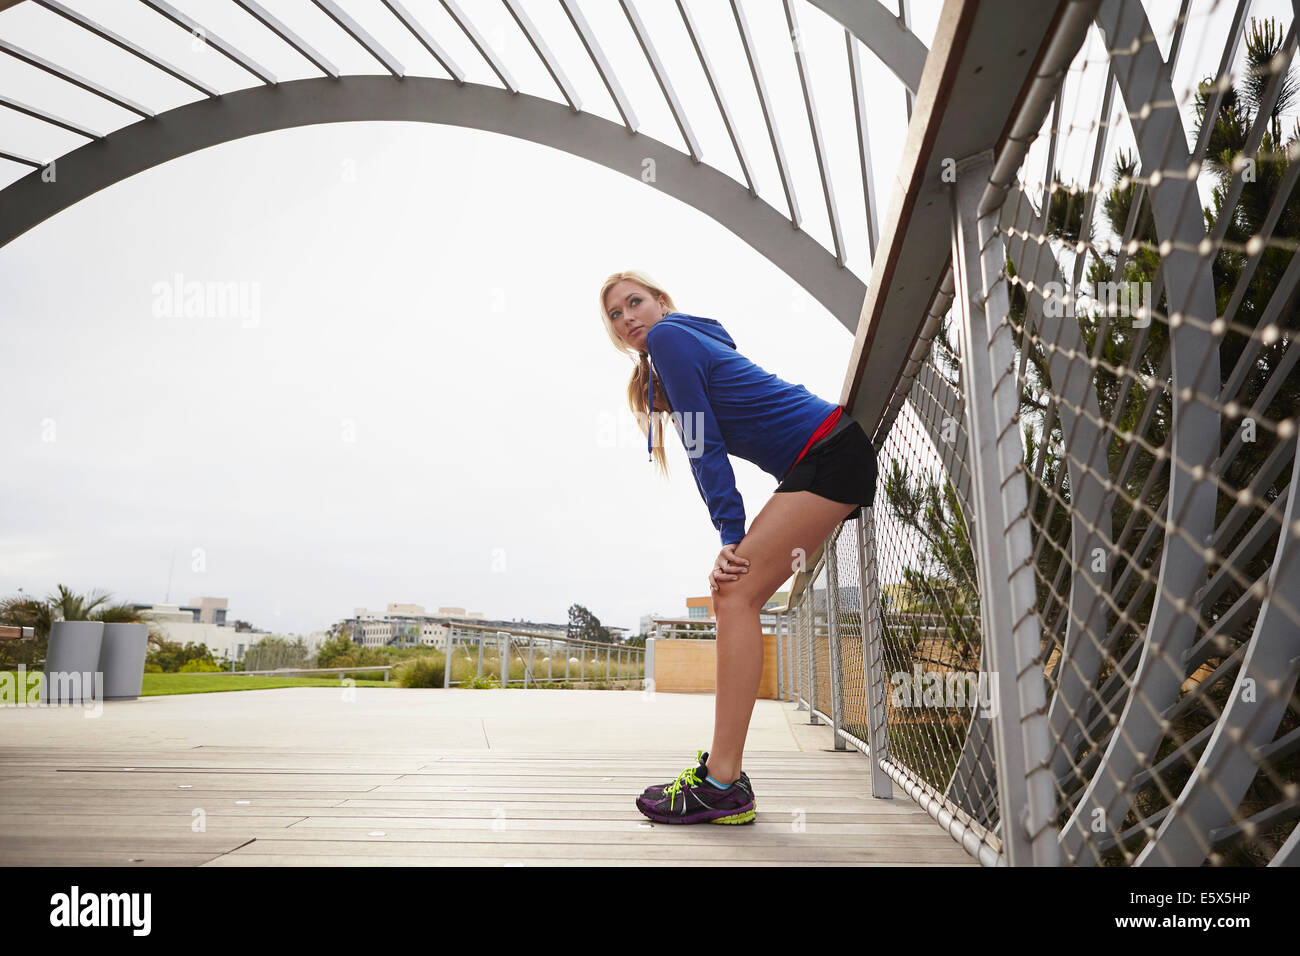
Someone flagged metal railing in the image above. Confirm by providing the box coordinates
[776,0,1299,867]
[441,623,643,688]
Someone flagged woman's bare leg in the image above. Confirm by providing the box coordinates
[704,490,858,784]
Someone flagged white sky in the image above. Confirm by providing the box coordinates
[0,0,1292,638]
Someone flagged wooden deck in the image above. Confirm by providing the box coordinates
[0,749,973,866]
[0,690,976,866]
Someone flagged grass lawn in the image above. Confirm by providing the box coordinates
[0,671,397,699]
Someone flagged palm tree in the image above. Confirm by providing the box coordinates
[1,585,147,670]
[45,584,113,622]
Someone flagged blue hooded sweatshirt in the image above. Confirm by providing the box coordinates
[644,312,841,548]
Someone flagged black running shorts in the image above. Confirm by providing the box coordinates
[774,412,879,521]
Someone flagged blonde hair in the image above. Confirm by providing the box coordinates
[598,269,677,477]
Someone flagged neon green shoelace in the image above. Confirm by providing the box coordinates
[663,749,707,801]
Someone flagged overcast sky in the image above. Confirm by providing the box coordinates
[0,0,1285,637]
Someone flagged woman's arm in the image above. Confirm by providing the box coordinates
[647,324,747,547]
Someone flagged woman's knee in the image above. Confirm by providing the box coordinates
[713,578,772,615]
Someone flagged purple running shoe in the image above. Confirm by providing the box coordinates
[636,750,756,824]
[641,750,752,804]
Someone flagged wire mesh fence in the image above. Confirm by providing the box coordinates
[778,0,1298,867]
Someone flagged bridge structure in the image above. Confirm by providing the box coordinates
[0,0,1296,866]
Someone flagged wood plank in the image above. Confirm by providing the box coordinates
[0,821,970,844]
[199,854,957,867]
[207,839,971,863]
[0,737,978,865]
[0,799,927,820]
[2,850,231,866]
[0,785,911,813]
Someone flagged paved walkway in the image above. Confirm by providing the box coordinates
[0,687,976,866]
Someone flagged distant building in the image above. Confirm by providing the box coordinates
[648,591,791,640]
[132,600,265,663]
[189,596,228,625]
[131,599,335,664]
[346,603,567,651]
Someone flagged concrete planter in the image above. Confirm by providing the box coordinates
[99,622,149,700]
[43,620,104,704]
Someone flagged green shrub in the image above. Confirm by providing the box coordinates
[394,655,446,688]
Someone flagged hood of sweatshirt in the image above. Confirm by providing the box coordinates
[646,313,735,460]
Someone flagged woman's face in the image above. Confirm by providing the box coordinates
[605,280,668,350]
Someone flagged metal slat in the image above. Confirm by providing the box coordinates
[560,0,637,131]
[440,0,516,93]
[139,0,277,86]
[0,147,45,167]
[897,0,914,119]
[234,0,338,78]
[380,0,464,84]
[732,0,799,226]
[503,0,577,108]
[0,37,153,117]
[783,0,844,265]
[620,0,701,162]
[34,0,219,98]
[311,0,404,78]
[846,31,879,256]
[676,0,754,194]
[0,91,100,138]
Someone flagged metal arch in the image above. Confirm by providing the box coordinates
[806,0,927,94]
[0,0,937,323]
[0,0,929,93]
[1135,444,1300,866]
[0,75,866,330]
[1057,0,1226,864]
[908,359,973,516]
[1063,5,1300,863]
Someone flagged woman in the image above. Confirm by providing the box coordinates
[601,269,879,825]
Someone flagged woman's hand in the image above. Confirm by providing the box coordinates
[709,542,750,592]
